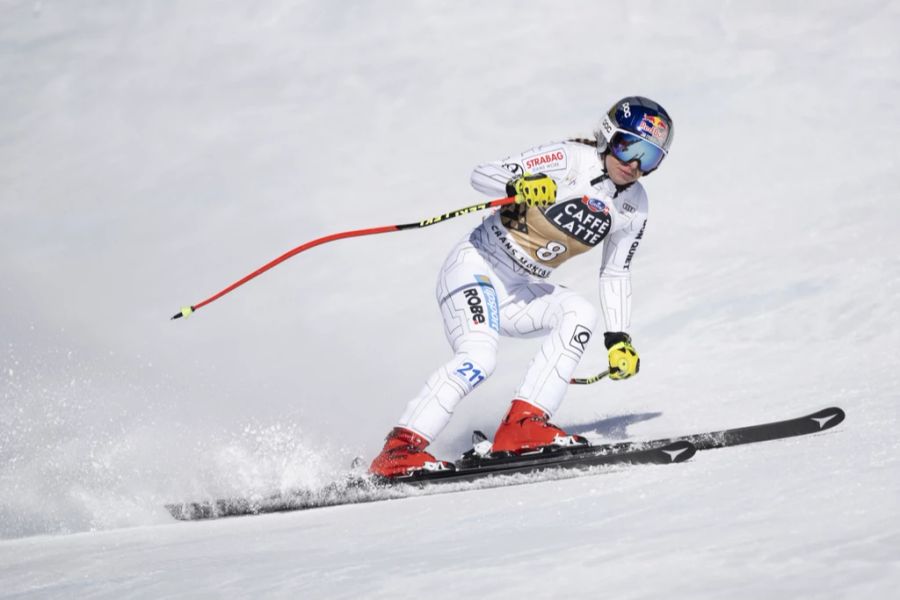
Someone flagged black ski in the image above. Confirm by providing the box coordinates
[587,406,845,454]
[165,441,694,521]
[165,406,844,521]
[388,439,695,485]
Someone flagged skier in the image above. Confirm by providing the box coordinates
[370,96,674,477]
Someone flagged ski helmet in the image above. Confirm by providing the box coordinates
[594,96,673,174]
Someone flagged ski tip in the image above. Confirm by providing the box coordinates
[810,406,846,431]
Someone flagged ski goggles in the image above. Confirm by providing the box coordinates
[608,130,667,173]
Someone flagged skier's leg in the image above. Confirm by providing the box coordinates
[371,240,504,476]
[397,242,502,441]
[492,284,597,452]
[502,285,598,415]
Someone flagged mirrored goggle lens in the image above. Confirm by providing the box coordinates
[609,131,666,172]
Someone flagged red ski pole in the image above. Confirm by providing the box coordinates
[171,196,517,320]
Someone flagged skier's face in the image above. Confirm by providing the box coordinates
[605,153,643,186]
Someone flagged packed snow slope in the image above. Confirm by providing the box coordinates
[1,0,899,598]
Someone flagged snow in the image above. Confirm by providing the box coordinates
[1,0,899,598]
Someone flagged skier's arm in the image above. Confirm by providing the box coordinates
[599,204,647,380]
[471,160,520,197]
[470,142,570,197]
[598,204,648,333]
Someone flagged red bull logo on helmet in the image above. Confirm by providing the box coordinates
[636,114,669,147]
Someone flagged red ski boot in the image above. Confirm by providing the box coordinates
[491,400,587,453]
[369,427,453,477]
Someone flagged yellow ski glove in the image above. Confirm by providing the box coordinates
[506,172,558,207]
[605,332,640,380]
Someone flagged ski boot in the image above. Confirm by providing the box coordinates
[491,399,588,454]
[369,427,453,478]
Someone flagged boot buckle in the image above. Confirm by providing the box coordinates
[421,460,453,472]
[551,434,587,448]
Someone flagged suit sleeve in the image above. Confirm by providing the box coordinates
[598,192,648,333]
[471,159,521,197]
[470,142,571,197]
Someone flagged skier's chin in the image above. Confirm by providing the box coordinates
[608,169,640,186]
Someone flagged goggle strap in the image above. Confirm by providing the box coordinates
[599,115,616,144]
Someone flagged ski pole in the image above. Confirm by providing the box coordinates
[570,370,610,385]
[171,196,517,320]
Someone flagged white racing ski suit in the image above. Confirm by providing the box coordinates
[398,140,649,441]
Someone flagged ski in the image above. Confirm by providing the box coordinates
[586,406,846,454]
[165,406,845,521]
[165,441,694,521]
[389,439,695,485]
